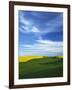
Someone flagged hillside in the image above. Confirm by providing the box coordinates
[19,56,63,79]
[19,56,63,62]
[19,56,48,62]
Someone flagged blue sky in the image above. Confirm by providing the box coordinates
[18,10,63,56]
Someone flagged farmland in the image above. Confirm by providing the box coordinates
[19,56,63,79]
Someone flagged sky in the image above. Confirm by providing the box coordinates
[18,10,63,56]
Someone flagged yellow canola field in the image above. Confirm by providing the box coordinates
[19,56,43,62]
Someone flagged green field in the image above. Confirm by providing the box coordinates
[19,56,63,79]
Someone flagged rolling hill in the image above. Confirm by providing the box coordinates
[19,56,63,79]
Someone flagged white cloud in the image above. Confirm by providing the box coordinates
[36,40,63,46]
[20,25,40,33]
[19,11,31,26]
[21,18,30,26]
[19,40,63,56]
[31,26,40,33]
[19,11,63,36]
[19,12,40,33]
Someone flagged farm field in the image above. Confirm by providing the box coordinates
[19,56,63,79]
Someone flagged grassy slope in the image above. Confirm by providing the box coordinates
[19,56,63,79]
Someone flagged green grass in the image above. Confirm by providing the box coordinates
[19,56,63,79]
